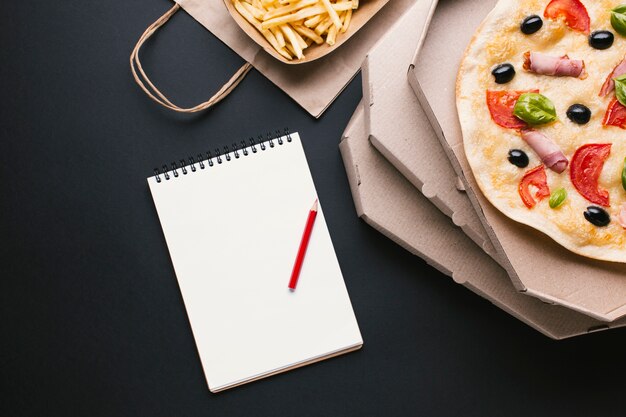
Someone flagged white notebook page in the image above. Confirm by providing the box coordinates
[148,133,362,392]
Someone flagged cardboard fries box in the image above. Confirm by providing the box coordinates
[224,0,391,64]
[361,0,500,262]
[340,102,626,339]
[408,0,626,322]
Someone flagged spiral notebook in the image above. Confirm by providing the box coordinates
[147,131,362,393]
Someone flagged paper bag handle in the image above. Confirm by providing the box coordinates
[130,4,252,113]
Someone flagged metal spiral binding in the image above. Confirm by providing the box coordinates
[153,128,292,183]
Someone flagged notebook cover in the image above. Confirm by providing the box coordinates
[340,102,626,339]
[362,0,500,262]
[409,0,626,322]
[148,133,362,392]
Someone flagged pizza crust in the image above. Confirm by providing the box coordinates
[457,0,626,263]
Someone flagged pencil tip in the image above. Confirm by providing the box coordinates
[312,199,318,211]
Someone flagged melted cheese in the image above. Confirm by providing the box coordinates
[458,0,626,262]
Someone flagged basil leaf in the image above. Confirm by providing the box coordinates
[513,93,557,125]
[615,74,626,107]
[612,4,626,36]
[549,188,567,209]
[622,157,626,191]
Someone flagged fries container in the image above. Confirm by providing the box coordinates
[224,0,391,64]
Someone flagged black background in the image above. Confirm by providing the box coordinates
[3,1,626,416]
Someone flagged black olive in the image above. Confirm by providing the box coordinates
[508,149,529,168]
[521,15,543,35]
[492,64,516,84]
[584,206,611,227]
[566,104,591,124]
[589,31,614,50]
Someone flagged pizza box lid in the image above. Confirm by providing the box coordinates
[361,0,500,262]
[408,0,626,322]
[340,102,626,339]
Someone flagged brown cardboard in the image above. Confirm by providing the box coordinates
[174,0,419,117]
[224,0,390,64]
[409,0,626,322]
[340,102,626,339]
[361,0,500,262]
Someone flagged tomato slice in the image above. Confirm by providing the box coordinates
[570,143,612,207]
[544,0,590,34]
[486,89,538,130]
[519,165,551,209]
[602,98,626,129]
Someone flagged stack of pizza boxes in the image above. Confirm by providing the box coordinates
[340,0,626,339]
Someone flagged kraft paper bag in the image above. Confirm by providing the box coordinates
[131,0,419,118]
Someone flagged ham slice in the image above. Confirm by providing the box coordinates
[523,51,585,78]
[619,204,626,229]
[521,129,569,173]
[600,57,626,97]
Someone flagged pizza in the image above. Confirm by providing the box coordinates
[457,0,626,263]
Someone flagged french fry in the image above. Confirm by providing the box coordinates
[276,46,293,60]
[263,0,318,20]
[234,0,262,30]
[285,43,297,57]
[289,24,308,49]
[314,17,333,36]
[326,24,338,45]
[241,1,266,20]
[235,0,292,60]
[261,27,288,56]
[304,14,323,28]
[321,0,342,29]
[261,5,326,29]
[261,27,280,49]
[251,0,265,9]
[231,0,360,60]
[280,24,303,59]
[269,26,286,48]
[292,24,324,44]
[341,8,351,33]
[333,2,354,12]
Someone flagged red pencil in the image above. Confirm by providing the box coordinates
[288,199,318,291]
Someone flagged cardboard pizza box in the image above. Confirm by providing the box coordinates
[340,102,626,339]
[361,0,500,262]
[408,0,626,322]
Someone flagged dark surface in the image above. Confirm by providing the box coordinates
[2,1,626,416]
